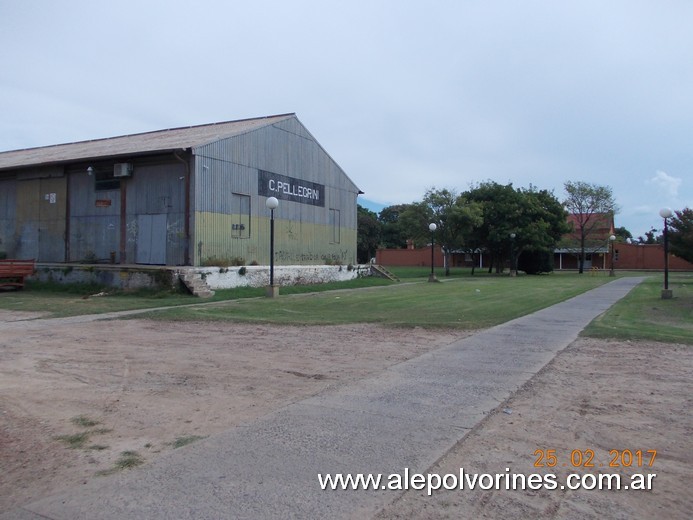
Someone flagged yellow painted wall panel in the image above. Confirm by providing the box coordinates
[194,211,356,266]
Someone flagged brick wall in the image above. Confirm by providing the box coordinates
[377,243,693,271]
[612,243,693,270]
[376,246,445,267]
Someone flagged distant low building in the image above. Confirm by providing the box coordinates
[554,212,614,270]
[0,114,361,267]
[375,212,693,272]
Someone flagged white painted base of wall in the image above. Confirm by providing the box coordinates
[32,264,373,292]
[188,264,371,290]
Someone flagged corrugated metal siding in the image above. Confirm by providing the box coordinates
[67,158,187,265]
[125,161,186,265]
[192,154,260,264]
[11,167,67,262]
[14,180,39,259]
[194,212,356,266]
[0,115,357,267]
[68,164,121,262]
[195,118,360,196]
[195,158,254,213]
[0,177,17,257]
[192,119,358,266]
[36,175,67,261]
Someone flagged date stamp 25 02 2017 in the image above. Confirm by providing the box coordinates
[533,449,657,469]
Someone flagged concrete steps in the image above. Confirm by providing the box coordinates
[178,270,215,298]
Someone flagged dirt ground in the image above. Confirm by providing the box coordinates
[0,310,690,519]
[377,338,691,520]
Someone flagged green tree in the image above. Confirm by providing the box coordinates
[614,226,633,241]
[378,204,412,249]
[399,188,482,276]
[638,228,659,244]
[562,181,618,273]
[668,208,693,263]
[356,205,381,263]
[398,202,431,248]
[466,182,568,274]
[515,187,570,274]
[465,182,526,273]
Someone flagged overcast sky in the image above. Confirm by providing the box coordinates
[1,0,691,238]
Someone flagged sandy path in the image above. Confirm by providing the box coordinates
[1,310,690,518]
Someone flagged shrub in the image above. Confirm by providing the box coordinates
[517,250,554,275]
[201,256,246,267]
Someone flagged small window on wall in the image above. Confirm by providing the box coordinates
[330,208,340,244]
[94,170,121,191]
[232,193,250,238]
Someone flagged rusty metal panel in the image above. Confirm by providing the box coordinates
[13,167,67,262]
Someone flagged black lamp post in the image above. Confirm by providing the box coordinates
[659,208,673,299]
[509,232,516,277]
[609,234,616,277]
[266,196,279,297]
[428,222,438,282]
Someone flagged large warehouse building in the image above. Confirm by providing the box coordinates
[0,114,361,267]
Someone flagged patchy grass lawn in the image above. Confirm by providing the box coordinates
[144,272,621,329]
[583,271,693,344]
[0,277,391,318]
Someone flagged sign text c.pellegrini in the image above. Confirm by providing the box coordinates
[258,170,325,207]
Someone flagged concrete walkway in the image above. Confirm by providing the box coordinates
[1,277,645,520]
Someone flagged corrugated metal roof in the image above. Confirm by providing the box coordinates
[0,113,295,171]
